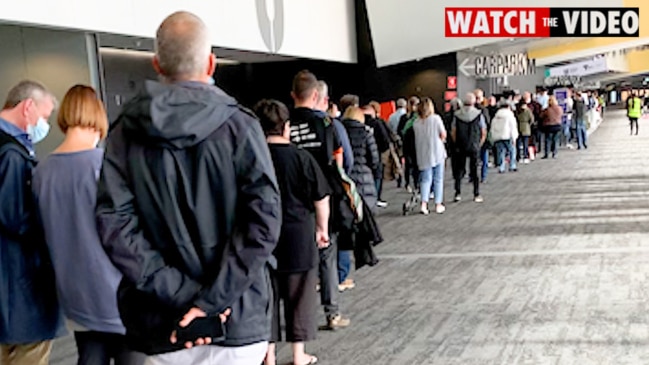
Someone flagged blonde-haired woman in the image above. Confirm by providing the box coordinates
[33,85,145,364]
[413,97,447,215]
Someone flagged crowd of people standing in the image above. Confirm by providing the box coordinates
[0,10,615,365]
[386,87,603,215]
[0,11,390,365]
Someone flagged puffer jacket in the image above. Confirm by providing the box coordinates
[490,108,519,142]
[341,118,380,209]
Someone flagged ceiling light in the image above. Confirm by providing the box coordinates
[100,47,154,57]
[217,58,240,65]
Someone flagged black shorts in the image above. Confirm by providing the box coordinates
[270,269,318,343]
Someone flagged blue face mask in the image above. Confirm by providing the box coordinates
[27,117,51,144]
[208,76,215,85]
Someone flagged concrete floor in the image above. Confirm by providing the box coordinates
[51,110,649,364]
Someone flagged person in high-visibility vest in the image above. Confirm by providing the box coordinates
[627,91,642,135]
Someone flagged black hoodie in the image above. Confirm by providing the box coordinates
[96,80,281,354]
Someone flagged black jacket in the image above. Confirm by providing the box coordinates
[289,108,356,233]
[366,117,391,154]
[0,131,64,344]
[454,106,485,154]
[342,119,380,209]
[96,81,281,355]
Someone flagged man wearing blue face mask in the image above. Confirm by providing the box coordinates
[0,80,65,365]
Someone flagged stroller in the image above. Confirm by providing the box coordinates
[402,187,421,216]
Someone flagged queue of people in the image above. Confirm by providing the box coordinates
[0,11,389,365]
[387,86,603,216]
[0,10,611,365]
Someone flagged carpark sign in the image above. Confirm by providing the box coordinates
[474,53,536,77]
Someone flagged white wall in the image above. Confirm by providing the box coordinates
[365,0,624,67]
[0,0,357,63]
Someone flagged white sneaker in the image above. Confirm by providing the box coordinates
[474,196,484,203]
[377,201,388,208]
[436,205,446,214]
[407,186,414,193]
[523,159,531,164]
[421,206,430,215]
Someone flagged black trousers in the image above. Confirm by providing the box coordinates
[404,158,419,189]
[271,269,318,343]
[453,150,480,197]
[74,331,145,365]
[630,117,639,134]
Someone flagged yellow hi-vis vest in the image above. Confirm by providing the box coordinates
[628,97,642,118]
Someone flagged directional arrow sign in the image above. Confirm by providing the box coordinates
[459,58,475,77]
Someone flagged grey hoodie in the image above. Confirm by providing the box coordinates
[455,105,482,123]
[453,105,485,152]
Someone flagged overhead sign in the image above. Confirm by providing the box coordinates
[445,7,640,38]
[577,80,602,89]
[458,58,476,77]
[544,75,581,86]
[474,53,536,77]
[546,57,608,77]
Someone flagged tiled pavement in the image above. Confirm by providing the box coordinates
[51,110,649,364]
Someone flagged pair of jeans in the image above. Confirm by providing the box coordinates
[453,150,480,197]
[319,233,340,318]
[75,331,145,365]
[517,136,530,159]
[576,122,588,149]
[480,146,489,181]
[545,130,560,157]
[533,128,543,150]
[375,161,384,200]
[337,249,352,284]
[495,140,517,172]
[419,163,445,205]
[561,123,571,146]
[375,178,383,201]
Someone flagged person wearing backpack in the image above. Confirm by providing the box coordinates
[451,93,487,203]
